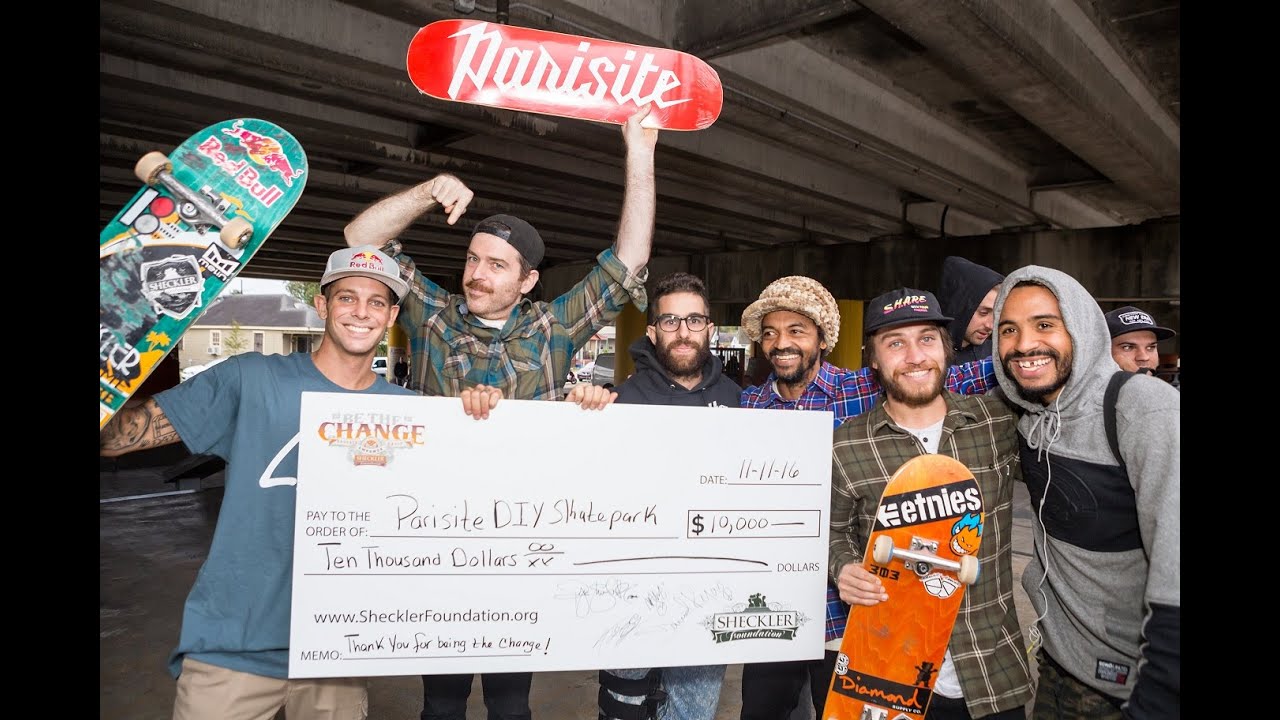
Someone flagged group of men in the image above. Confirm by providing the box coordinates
[101,106,1179,720]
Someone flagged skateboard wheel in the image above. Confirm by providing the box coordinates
[134,152,171,186]
[220,218,253,249]
[872,535,894,564]
[957,555,980,585]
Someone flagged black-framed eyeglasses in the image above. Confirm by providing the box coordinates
[654,314,711,332]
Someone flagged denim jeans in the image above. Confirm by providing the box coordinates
[603,665,727,720]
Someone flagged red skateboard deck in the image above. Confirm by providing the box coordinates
[824,454,984,720]
[407,19,723,130]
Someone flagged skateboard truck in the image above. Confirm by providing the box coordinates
[873,534,979,585]
[134,152,253,249]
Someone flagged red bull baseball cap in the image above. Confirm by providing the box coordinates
[321,246,409,303]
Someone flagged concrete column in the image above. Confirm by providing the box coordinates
[827,300,864,372]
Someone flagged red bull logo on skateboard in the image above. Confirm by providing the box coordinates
[196,136,290,208]
[222,120,305,187]
[189,119,304,210]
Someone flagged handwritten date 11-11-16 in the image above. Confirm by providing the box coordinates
[738,458,801,482]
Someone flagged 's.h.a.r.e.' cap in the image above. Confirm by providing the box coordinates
[863,288,952,336]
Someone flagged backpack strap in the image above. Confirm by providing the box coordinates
[1104,371,1137,468]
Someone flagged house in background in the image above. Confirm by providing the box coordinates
[177,293,324,371]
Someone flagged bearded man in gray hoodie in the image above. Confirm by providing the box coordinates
[992,266,1179,720]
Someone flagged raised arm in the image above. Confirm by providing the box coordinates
[344,173,475,248]
[101,398,182,457]
[613,106,659,273]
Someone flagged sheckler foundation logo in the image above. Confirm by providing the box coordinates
[141,254,205,320]
[702,592,809,643]
[316,414,427,467]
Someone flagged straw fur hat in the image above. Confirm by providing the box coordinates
[741,276,841,349]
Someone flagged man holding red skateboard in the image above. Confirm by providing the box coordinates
[343,106,658,720]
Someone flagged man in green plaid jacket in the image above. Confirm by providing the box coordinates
[341,107,660,720]
[829,287,1033,720]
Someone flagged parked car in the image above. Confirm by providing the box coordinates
[591,352,616,388]
[180,355,230,382]
[575,361,595,382]
[371,356,388,376]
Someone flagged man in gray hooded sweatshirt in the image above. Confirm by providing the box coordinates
[992,266,1179,719]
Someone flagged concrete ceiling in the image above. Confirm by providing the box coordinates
[100,0,1179,286]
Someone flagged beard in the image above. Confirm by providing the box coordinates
[657,336,711,380]
[880,365,945,407]
[1002,348,1073,403]
[770,347,819,386]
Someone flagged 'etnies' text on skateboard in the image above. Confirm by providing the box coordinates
[407,19,723,130]
[824,454,984,720]
[100,119,307,430]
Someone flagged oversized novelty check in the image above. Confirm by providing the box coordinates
[289,393,832,678]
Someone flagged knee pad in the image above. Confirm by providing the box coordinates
[597,669,666,720]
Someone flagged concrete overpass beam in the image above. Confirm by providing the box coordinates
[856,0,1179,218]
[670,0,863,58]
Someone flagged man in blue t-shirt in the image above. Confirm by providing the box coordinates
[100,245,502,720]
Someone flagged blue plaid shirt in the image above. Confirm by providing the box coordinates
[740,356,996,642]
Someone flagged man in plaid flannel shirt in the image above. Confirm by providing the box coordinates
[736,276,997,719]
[829,287,1032,720]
[341,107,659,720]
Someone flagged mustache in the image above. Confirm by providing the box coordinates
[465,279,491,293]
[664,340,705,353]
[895,363,939,374]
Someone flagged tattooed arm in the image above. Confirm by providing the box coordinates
[100,398,183,457]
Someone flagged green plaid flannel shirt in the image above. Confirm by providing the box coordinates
[383,239,647,400]
[829,392,1034,717]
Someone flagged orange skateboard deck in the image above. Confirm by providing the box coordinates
[406,19,722,130]
[823,454,984,720]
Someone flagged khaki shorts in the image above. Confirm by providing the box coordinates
[173,657,368,720]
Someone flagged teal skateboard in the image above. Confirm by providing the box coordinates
[99,118,307,430]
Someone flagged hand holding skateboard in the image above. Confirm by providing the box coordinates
[824,454,984,720]
[100,119,307,430]
[407,19,723,130]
